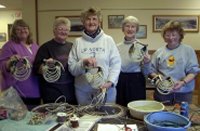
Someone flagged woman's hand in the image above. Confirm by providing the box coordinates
[38,58,54,74]
[6,55,20,71]
[83,57,97,68]
[143,52,151,64]
[172,80,185,91]
[43,58,54,63]
[100,81,113,91]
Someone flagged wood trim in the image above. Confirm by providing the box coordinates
[194,50,200,105]
[35,0,39,44]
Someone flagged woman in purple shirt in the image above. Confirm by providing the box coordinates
[0,19,40,110]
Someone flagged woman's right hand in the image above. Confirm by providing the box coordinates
[6,55,20,71]
[39,58,54,74]
[43,58,54,62]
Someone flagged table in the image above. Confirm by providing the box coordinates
[166,104,200,131]
[0,104,199,131]
[91,117,146,131]
[91,104,200,131]
[0,112,57,131]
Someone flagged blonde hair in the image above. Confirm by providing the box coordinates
[161,20,184,42]
[80,7,102,23]
[122,16,139,32]
[53,17,71,31]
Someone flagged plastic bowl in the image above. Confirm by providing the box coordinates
[144,111,191,131]
[127,100,165,120]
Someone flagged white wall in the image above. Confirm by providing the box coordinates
[22,0,37,42]
[2,0,200,50]
[34,0,200,50]
[0,10,22,48]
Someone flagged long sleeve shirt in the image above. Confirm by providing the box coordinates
[68,30,121,91]
[0,40,40,98]
[117,39,151,76]
[151,44,200,92]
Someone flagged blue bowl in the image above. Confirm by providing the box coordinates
[144,111,191,131]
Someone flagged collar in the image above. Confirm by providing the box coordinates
[84,27,101,38]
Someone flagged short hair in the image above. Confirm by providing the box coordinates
[161,20,184,42]
[80,7,102,23]
[122,16,139,32]
[10,19,33,44]
[53,17,71,31]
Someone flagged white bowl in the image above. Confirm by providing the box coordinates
[127,100,165,120]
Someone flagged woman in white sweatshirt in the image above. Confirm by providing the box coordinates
[68,7,121,105]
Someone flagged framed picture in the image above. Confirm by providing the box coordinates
[56,16,83,37]
[136,25,147,39]
[56,16,103,36]
[108,15,124,28]
[153,15,199,32]
[0,33,6,42]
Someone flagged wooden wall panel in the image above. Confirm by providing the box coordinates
[194,50,200,105]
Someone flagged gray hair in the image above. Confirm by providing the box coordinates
[122,16,139,32]
[53,17,71,31]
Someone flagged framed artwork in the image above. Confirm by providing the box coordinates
[55,16,103,36]
[0,33,6,42]
[153,15,199,32]
[56,16,83,37]
[136,25,147,39]
[108,15,124,28]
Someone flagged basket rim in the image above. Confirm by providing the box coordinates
[127,100,165,113]
[144,111,191,129]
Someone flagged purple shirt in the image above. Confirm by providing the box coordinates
[0,40,40,98]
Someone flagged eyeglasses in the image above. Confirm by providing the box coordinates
[56,27,69,32]
[164,31,179,39]
[124,24,137,29]
[15,27,29,32]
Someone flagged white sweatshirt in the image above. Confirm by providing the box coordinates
[68,30,121,91]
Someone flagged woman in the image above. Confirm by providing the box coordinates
[0,19,40,110]
[33,17,77,104]
[116,16,151,107]
[149,21,200,105]
[68,7,121,105]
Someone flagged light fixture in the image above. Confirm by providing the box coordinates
[0,4,6,8]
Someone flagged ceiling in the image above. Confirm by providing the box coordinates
[0,0,22,10]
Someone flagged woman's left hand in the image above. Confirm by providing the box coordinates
[143,52,151,64]
[172,80,185,91]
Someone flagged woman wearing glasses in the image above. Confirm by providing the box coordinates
[0,19,40,110]
[149,21,200,105]
[116,16,151,107]
[33,17,77,104]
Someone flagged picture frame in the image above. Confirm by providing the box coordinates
[56,16,83,37]
[153,15,199,32]
[108,15,124,28]
[55,16,103,37]
[0,33,6,42]
[136,25,147,39]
